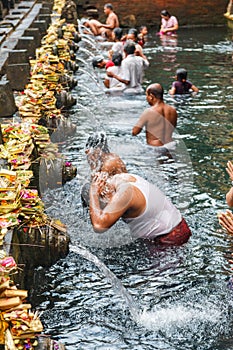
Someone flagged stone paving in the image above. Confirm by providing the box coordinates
[0,0,53,116]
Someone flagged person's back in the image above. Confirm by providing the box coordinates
[172,81,192,94]
[121,174,182,239]
[122,55,143,88]
[121,41,149,90]
[132,83,177,147]
[141,106,176,146]
[169,68,199,95]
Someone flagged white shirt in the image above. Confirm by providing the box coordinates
[105,66,126,89]
[121,54,149,89]
[121,174,182,239]
[111,41,124,56]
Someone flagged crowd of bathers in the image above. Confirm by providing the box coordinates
[79,3,233,245]
[83,4,199,96]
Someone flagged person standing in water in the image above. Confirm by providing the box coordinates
[104,52,125,91]
[89,158,192,246]
[132,83,177,150]
[159,10,179,36]
[108,27,124,59]
[169,68,199,95]
[137,25,148,47]
[107,41,149,94]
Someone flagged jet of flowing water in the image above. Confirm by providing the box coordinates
[78,47,96,58]
[78,67,105,91]
[70,244,223,333]
[70,243,140,320]
[80,37,102,54]
[76,56,89,66]
[78,83,99,100]
[75,102,97,119]
[80,33,103,49]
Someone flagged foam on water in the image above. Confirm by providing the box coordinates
[137,303,221,332]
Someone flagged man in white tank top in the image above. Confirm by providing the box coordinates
[89,165,191,246]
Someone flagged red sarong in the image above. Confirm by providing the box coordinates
[152,218,191,246]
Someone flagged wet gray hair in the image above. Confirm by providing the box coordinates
[85,131,110,153]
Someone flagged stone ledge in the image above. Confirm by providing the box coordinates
[0,2,45,74]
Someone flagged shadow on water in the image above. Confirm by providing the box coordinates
[31,26,233,350]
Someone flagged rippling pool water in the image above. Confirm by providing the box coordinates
[31,26,233,349]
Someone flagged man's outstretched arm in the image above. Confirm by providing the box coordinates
[132,110,148,136]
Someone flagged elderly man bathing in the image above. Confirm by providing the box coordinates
[86,134,191,246]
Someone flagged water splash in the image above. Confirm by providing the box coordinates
[70,244,223,335]
[138,303,221,332]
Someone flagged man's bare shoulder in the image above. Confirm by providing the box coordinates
[108,12,119,23]
[145,107,163,119]
[164,103,177,113]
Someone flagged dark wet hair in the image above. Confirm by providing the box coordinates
[176,68,188,82]
[104,3,113,10]
[124,41,136,55]
[128,28,138,37]
[139,25,147,32]
[85,132,110,153]
[92,55,104,68]
[113,27,123,40]
[147,83,164,100]
[161,10,171,17]
[112,52,123,66]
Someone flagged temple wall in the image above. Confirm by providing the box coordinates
[77,0,229,27]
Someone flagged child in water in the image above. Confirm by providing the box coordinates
[169,68,199,95]
[138,25,148,47]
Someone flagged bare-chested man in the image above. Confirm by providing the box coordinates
[86,3,119,40]
[132,83,178,148]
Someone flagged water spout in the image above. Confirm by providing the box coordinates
[76,56,89,66]
[77,67,105,91]
[70,244,140,320]
[75,102,96,117]
[80,33,100,46]
[78,47,96,58]
[80,37,102,54]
